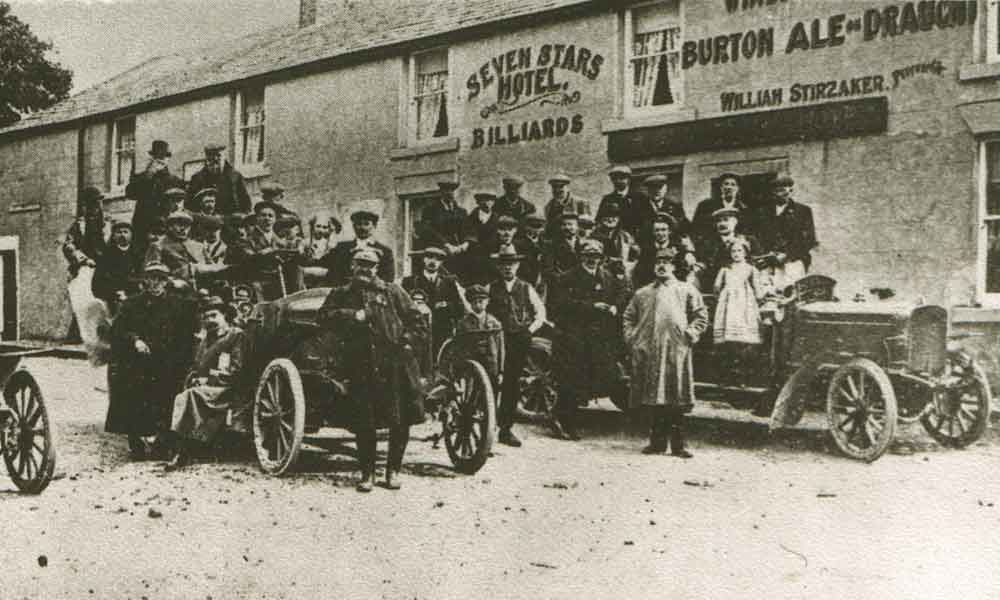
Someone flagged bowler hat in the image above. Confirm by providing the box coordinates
[578,239,604,256]
[548,173,571,185]
[350,210,380,225]
[260,182,285,198]
[502,176,524,187]
[254,200,282,215]
[466,284,489,301]
[608,165,632,178]
[653,211,677,227]
[644,174,668,186]
[437,180,460,191]
[80,185,105,204]
[711,207,740,220]
[491,245,524,262]
[166,210,193,224]
[773,175,795,188]
[143,262,170,277]
[352,247,380,265]
[149,140,172,158]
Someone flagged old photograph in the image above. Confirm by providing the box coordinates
[0,0,997,598]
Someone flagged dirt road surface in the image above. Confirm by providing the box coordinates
[1,357,998,599]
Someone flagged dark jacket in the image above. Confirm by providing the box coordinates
[697,233,761,291]
[598,189,642,235]
[401,271,464,350]
[144,235,206,286]
[629,193,691,249]
[690,196,752,247]
[91,245,141,307]
[420,199,467,248]
[462,209,501,284]
[753,200,818,269]
[186,163,251,215]
[316,278,427,429]
[127,169,185,253]
[513,234,545,288]
[541,236,581,282]
[632,241,693,290]
[495,194,537,223]
[543,194,578,239]
[322,239,395,286]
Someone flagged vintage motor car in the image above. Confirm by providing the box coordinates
[240,287,496,476]
[0,346,57,493]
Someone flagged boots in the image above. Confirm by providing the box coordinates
[356,430,377,493]
[641,416,668,454]
[384,426,409,490]
[669,418,693,459]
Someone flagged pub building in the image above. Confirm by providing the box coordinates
[1,0,1000,387]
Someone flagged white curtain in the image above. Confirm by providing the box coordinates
[416,70,448,140]
[242,104,265,165]
[632,28,680,108]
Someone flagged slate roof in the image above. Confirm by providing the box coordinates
[0,0,597,137]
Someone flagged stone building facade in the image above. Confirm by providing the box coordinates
[0,0,996,370]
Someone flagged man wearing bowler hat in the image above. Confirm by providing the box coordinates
[421,181,469,277]
[549,238,629,440]
[401,246,464,355]
[186,143,251,215]
[92,220,141,315]
[317,248,427,492]
[598,165,641,236]
[322,209,395,286]
[691,172,751,249]
[754,176,817,290]
[487,245,547,448]
[543,173,578,239]
[128,140,185,254]
[496,175,537,223]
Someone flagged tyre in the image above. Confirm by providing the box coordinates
[1,370,56,494]
[252,358,306,475]
[921,352,991,448]
[443,360,495,474]
[826,358,898,462]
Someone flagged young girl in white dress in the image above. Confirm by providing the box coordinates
[713,239,763,345]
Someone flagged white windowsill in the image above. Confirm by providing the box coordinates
[390,137,460,160]
[959,61,1000,82]
[601,108,698,133]
[951,306,1000,323]
[8,203,40,214]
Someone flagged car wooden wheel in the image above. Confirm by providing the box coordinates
[518,345,556,421]
[253,359,306,476]
[826,358,898,462]
[443,360,495,474]
[921,353,991,448]
[1,371,56,494]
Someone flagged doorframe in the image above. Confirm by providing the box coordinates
[0,236,19,341]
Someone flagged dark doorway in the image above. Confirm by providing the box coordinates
[0,250,17,340]
[709,172,777,212]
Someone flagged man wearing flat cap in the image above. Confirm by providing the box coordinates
[239,201,305,299]
[496,176,537,223]
[592,202,639,277]
[199,216,228,265]
[461,192,501,284]
[630,174,690,250]
[698,207,760,290]
[543,173,578,239]
[259,181,299,219]
[420,181,469,278]
[541,210,582,282]
[754,176,817,290]
[186,143,251,215]
[598,166,642,237]
[107,262,199,459]
[691,172,752,249]
[549,238,630,441]
[514,214,548,292]
[144,210,210,290]
[402,246,464,355]
[632,212,693,289]
[322,209,395,286]
[92,220,141,315]
[128,140,186,256]
[316,248,428,492]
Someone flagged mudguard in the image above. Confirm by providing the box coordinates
[769,360,822,430]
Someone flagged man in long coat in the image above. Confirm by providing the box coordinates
[186,143,251,215]
[107,262,199,458]
[549,239,630,440]
[322,210,395,286]
[92,220,141,315]
[165,296,245,470]
[461,192,501,285]
[753,176,818,291]
[128,140,185,255]
[316,248,427,492]
[597,166,642,237]
[623,249,708,457]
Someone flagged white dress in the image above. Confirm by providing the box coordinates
[713,261,762,345]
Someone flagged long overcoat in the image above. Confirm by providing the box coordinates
[127,169,185,254]
[106,292,199,435]
[316,278,427,430]
[622,279,708,412]
[185,163,251,215]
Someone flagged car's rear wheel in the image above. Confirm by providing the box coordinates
[826,358,898,462]
[921,352,991,448]
[253,359,306,476]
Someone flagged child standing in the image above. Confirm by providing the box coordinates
[454,284,504,388]
[713,239,763,345]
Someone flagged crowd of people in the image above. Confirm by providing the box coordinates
[61,138,819,491]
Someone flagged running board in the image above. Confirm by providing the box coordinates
[695,382,770,395]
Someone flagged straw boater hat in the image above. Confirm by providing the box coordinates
[491,245,524,262]
[466,284,489,301]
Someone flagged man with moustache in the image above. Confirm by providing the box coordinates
[541,211,582,283]
[401,246,464,356]
[92,220,141,315]
[598,166,641,236]
[144,210,209,291]
[421,181,469,278]
[630,174,690,250]
[542,173,578,240]
[322,209,395,286]
[495,176,537,223]
[754,176,817,291]
[316,248,427,492]
[186,143,251,215]
[691,172,751,248]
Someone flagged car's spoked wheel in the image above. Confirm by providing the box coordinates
[253,359,305,476]
[827,358,898,462]
[443,360,495,474]
[518,350,556,422]
[1,371,55,494]
[921,354,991,448]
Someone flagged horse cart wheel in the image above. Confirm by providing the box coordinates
[443,360,495,474]
[920,352,991,448]
[1,370,56,494]
[253,359,306,476]
[826,358,898,462]
[518,342,557,422]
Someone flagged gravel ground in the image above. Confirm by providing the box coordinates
[1,357,999,600]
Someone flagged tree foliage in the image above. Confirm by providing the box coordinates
[0,1,72,127]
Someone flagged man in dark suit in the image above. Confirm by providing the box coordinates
[597,166,642,237]
[92,220,141,315]
[401,247,465,355]
[691,172,751,248]
[144,210,208,290]
[421,181,469,278]
[629,174,690,250]
[543,173,578,240]
[186,143,251,215]
[496,176,537,224]
[632,212,695,289]
[541,210,582,283]
[462,192,501,285]
[754,176,818,290]
[323,210,395,286]
[697,207,761,291]
[128,140,186,255]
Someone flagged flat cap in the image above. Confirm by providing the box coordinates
[608,165,632,178]
[718,172,741,183]
[351,248,380,264]
[437,180,460,191]
[548,173,571,185]
[474,192,498,202]
[418,246,448,259]
[773,175,795,187]
[191,187,217,206]
[204,143,226,154]
[497,215,519,228]
[654,247,679,260]
[559,209,579,220]
[166,210,193,224]
[110,220,132,232]
[164,187,187,199]
[524,215,547,227]
[653,211,677,227]
[143,261,170,276]
[502,175,525,186]
[578,214,595,227]
[491,245,524,262]
[259,182,285,198]
[350,210,380,224]
[711,207,740,220]
[465,284,490,300]
[644,174,668,186]
[199,295,229,314]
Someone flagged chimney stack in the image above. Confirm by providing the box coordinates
[299,0,317,28]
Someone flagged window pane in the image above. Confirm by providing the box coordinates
[114,118,135,187]
[415,68,448,139]
[631,1,682,109]
[634,0,679,35]
[416,49,448,75]
[986,220,1000,293]
[988,143,1000,215]
[240,87,266,165]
